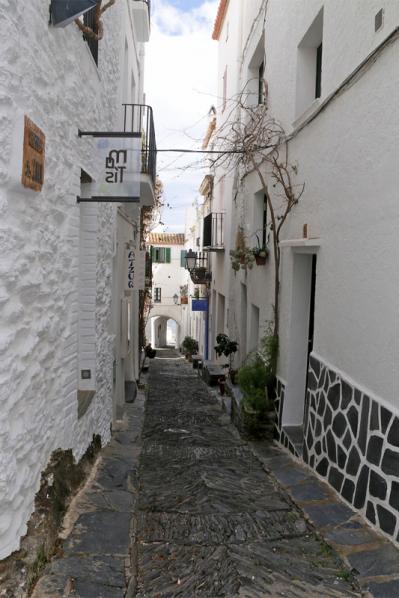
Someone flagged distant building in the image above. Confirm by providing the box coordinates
[146,233,188,348]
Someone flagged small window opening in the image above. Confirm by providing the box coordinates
[375,9,384,32]
[315,43,322,99]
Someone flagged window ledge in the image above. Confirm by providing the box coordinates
[292,98,321,130]
[280,238,321,248]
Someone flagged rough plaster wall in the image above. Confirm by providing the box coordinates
[0,0,124,557]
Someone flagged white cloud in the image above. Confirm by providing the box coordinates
[145,0,219,233]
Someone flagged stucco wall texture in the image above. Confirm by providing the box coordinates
[0,1,125,558]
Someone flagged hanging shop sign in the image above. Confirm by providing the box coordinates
[77,130,141,203]
[21,116,45,192]
[125,247,146,291]
[191,299,209,312]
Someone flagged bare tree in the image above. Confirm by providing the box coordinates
[210,86,304,340]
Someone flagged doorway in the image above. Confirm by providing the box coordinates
[282,252,317,453]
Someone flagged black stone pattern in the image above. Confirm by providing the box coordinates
[275,359,399,543]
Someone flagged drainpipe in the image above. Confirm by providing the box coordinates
[205,301,209,360]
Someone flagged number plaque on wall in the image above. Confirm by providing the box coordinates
[22,116,45,192]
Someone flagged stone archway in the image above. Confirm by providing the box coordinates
[146,305,184,349]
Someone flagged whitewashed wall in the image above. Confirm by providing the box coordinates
[0,0,145,558]
[211,0,399,542]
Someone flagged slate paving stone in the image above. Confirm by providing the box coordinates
[43,554,125,592]
[83,489,135,512]
[300,501,355,528]
[271,464,312,486]
[368,579,399,597]
[63,509,131,556]
[325,525,378,546]
[289,480,331,501]
[346,544,399,577]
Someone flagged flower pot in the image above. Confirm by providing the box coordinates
[180,296,188,304]
[218,376,226,395]
[255,255,267,265]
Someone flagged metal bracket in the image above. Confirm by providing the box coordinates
[77,196,140,203]
[78,130,141,138]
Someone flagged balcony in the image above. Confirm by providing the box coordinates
[188,252,212,285]
[203,212,224,251]
[131,0,151,42]
[123,103,157,206]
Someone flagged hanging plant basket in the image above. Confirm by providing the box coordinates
[255,255,267,266]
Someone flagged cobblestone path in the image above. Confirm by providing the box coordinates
[131,354,359,597]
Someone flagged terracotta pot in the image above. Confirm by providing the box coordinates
[180,296,188,304]
[218,376,226,395]
[255,255,267,265]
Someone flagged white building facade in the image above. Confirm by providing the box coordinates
[146,233,188,349]
[210,0,399,543]
[0,0,155,558]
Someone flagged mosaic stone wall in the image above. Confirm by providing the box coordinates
[303,355,399,542]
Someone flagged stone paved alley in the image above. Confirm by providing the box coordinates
[34,351,399,597]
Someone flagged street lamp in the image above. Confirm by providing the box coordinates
[173,293,179,305]
[185,249,197,271]
[50,0,99,28]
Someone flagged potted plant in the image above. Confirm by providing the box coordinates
[238,353,275,438]
[180,284,188,304]
[230,226,255,272]
[214,333,238,381]
[181,336,199,361]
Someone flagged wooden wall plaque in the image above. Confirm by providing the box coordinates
[21,116,45,192]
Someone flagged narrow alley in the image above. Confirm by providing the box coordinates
[34,352,362,597]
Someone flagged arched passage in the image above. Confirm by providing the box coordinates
[146,304,185,349]
[148,316,180,348]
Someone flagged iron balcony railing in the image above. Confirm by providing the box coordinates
[83,7,99,65]
[122,104,157,184]
[189,252,211,285]
[203,212,224,250]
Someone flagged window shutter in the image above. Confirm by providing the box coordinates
[180,250,187,267]
[166,248,171,263]
[151,246,156,261]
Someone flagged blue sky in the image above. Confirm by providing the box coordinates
[167,0,207,9]
[146,1,219,233]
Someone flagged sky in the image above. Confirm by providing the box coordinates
[145,0,219,233]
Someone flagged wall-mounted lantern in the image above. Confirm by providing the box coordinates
[50,0,98,28]
[185,249,197,271]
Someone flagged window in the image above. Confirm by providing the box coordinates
[315,43,322,99]
[151,247,171,263]
[83,8,98,65]
[296,8,324,117]
[247,36,266,107]
[375,9,384,32]
[258,61,265,104]
[154,288,161,302]
[180,250,187,267]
